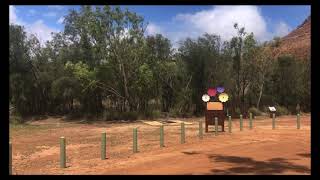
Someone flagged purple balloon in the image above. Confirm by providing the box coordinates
[217,86,225,93]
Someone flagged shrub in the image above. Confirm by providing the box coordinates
[248,107,262,116]
[143,110,161,119]
[234,107,241,116]
[169,108,179,118]
[275,106,289,116]
[10,115,23,124]
[122,111,139,121]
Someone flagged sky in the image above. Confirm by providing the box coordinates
[9,5,310,47]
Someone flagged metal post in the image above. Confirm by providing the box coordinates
[199,121,203,139]
[249,113,253,129]
[297,113,301,129]
[228,116,232,133]
[181,123,185,144]
[9,142,12,175]
[240,114,243,131]
[215,117,218,136]
[60,137,66,168]
[133,128,138,153]
[272,113,276,130]
[160,125,164,147]
[101,132,106,160]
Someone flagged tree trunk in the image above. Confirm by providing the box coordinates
[120,62,130,112]
[256,82,264,110]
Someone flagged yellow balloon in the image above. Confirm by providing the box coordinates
[218,93,229,102]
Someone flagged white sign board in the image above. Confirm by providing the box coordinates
[268,106,276,112]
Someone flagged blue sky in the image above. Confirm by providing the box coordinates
[9,5,310,47]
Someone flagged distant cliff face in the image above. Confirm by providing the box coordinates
[272,16,310,60]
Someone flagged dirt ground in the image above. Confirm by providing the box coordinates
[10,114,310,175]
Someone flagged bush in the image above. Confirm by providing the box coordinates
[143,110,161,119]
[248,107,262,116]
[275,106,289,116]
[122,111,139,121]
[103,110,139,121]
[234,107,241,116]
[10,115,23,124]
[169,107,193,118]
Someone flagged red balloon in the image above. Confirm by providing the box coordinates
[207,88,217,97]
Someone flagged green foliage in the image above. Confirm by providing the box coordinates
[234,107,241,116]
[248,107,262,116]
[142,110,162,119]
[275,106,290,116]
[9,6,310,122]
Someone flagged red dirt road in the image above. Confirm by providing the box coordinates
[10,115,310,175]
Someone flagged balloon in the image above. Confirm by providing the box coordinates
[217,86,225,93]
[202,94,210,102]
[218,93,229,102]
[207,88,217,97]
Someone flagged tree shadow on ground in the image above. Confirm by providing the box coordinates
[207,154,310,175]
[182,151,200,155]
[296,153,311,158]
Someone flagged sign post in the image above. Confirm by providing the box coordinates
[240,114,243,131]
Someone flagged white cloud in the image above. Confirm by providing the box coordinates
[274,21,291,37]
[25,20,59,45]
[173,6,270,42]
[44,12,57,17]
[48,5,64,10]
[9,6,25,25]
[57,17,64,24]
[9,6,60,46]
[146,23,163,35]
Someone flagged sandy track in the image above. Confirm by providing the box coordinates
[10,115,310,175]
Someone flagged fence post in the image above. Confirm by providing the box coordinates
[240,114,243,131]
[101,132,106,160]
[297,113,301,129]
[60,137,66,168]
[133,128,138,153]
[228,116,232,133]
[215,117,218,136]
[199,121,203,139]
[272,113,276,130]
[9,142,12,175]
[160,125,164,147]
[181,123,185,144]
[249,113,253,129]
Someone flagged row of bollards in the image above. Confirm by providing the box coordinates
[8,113,300,172]
[57,113,301,169]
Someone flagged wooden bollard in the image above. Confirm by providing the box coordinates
[240,114,243,131]
[297,113,301,129]
[228,116,232,133]
[133,128,138,153]
[249,113,253,129]
[181,123,185,144]
[101,132,106,160]
[215,117,218,136]
[199,121,203,139]
[9,142,12,175]
[60,137,66,168]
[160,125,164,147]
[272,113,276,130]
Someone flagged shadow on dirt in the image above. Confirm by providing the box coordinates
[296,153,311,158]
[207,154,310,175]
[181,151,200,155]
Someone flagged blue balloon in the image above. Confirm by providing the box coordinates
[217,86,225,93]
